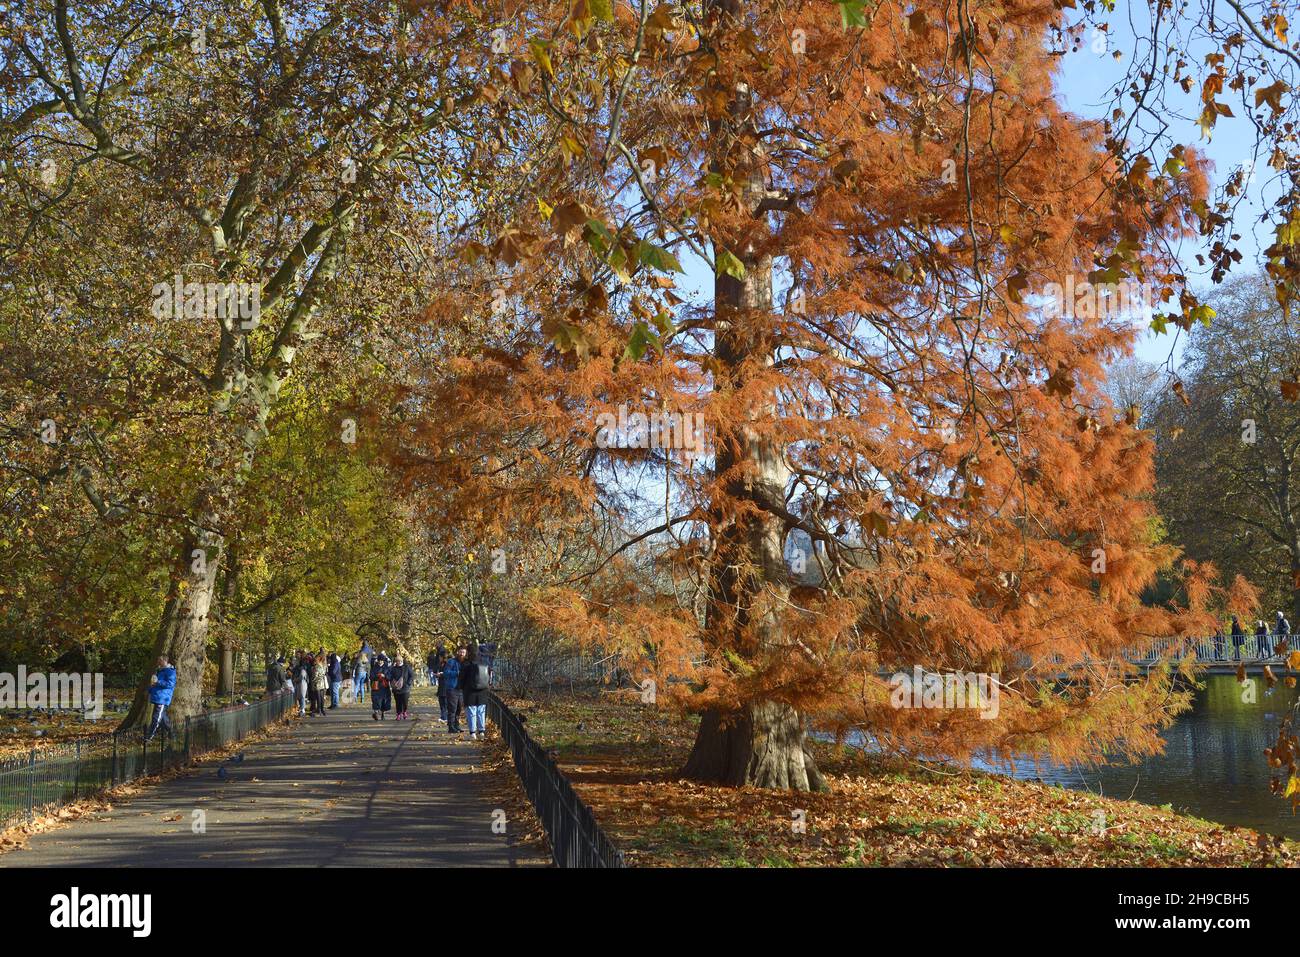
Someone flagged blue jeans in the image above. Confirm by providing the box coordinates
[329,681,340,706]
[354,673,367,702]
[467,704,486,734]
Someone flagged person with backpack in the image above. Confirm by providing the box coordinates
[389,654,414,720]
[442,648,464,734]
[266,656,287,696]
[371,654,392,720]
[459,645,491,740]
[144,655,176,743]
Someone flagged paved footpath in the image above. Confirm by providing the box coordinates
[0,700,533,867]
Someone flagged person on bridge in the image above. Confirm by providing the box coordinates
[442,648,465,734]
[328,652,342,709]
[1276,611,1291,649]
[371,654,392,720]
[460,644,490,740]
[390,654,414,720]
[1256,620,1271,658]
[143,655,176,743]
[1212,627,1225,661]
[1230,616,1245,660]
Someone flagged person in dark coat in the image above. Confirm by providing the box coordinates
[370,654,392,720]
[1231,616,1245,660]
[266,656,287,695]
[1256,620,1271,658]
[389,655,414,720]
[435,653,449,720]
[1213,627,1225,661]
[459,645,490,740]
[327,653,343,708]
[442,649,465,733]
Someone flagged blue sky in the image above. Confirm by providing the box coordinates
[663,8,1277,373]
[1054,11,1275,371]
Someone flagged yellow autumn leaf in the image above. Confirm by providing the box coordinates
[529,38,555,79]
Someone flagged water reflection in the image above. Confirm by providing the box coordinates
[977,675,1300,836]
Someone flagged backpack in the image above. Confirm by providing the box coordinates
[468,662,490,690]
[392,671,406,692]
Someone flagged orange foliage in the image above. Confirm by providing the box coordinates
[398,0,1246,775]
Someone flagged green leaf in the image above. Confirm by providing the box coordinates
[652,309,675,338]
[634,240,683,274]
[590,0,614,22]
[716,249,746,279]
[608,243,631,282]
[623,320,660,361]
[583,218,614,256]
[838,0,869,28]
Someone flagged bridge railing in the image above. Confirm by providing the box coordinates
[0,690,293,832]
[1120,632,1290,664]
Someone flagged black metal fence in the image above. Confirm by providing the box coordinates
[491,653,627,693]
[487,691,625,868]
[0,691,293,831]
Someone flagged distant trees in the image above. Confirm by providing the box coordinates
[0,0,494,722]
[1154,274,1300,622]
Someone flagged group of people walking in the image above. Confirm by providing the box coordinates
[266,649,346,716]
[263,639,494,738]
[1213,611,1292,660]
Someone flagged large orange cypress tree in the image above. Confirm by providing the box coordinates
[400,0,1247,789]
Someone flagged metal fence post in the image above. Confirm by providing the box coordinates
[26,749,35,822]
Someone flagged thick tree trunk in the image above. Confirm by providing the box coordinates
[216,545,239,696]
[683,704,826,790]
[682,0,825,791]
[217,640,235,697]
[119,528,223,729]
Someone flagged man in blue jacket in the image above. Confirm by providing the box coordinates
[441,649,464,733]
[144,655,176,742]
[327,652,343,708]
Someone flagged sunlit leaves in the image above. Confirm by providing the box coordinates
[716,249,746,279]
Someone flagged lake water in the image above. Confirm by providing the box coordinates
[978,674,1300,837]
